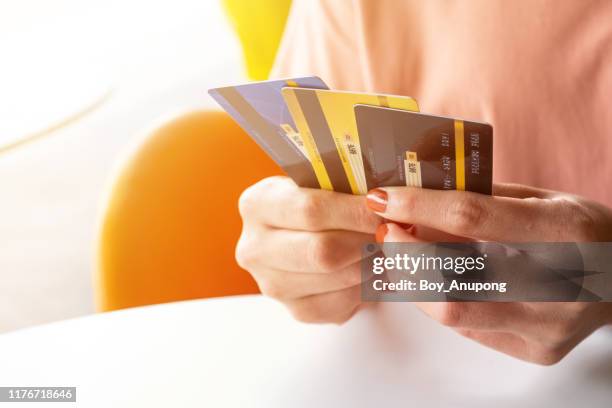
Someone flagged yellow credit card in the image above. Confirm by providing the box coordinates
[281,88,334,191]
[282,88,419,195]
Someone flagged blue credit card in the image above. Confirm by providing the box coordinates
[208,76,328,188]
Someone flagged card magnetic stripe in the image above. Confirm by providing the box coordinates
[286,89,356,193]
[209,89,283,165]
[282,90,334,191]
[214,86,319,188]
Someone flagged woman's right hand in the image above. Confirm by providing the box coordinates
[236,176,382,324]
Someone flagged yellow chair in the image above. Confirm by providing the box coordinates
[223,0,292,80]
[96,111,282,311]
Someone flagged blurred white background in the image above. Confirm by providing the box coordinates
[0,0,245,332]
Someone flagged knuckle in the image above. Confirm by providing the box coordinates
[351,204,383,233]
[307,234,343,273]
[257,280,285,300]
[297,193,324,230]
[533,346,566,366]
[238,177,292,219]
[446,196,486,236]
[552,198,597,241]
[546,319,577,344]
[396,190,419,214]
[435,303,465,327]
[238,183,261,219]
[234,231,260,272]
[530,320,576,365]
[339,267,362,288]
[235,235,256,270]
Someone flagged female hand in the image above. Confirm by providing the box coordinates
[236,176,381,324]
[366,183,612,364]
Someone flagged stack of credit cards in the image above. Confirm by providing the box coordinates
[208,76,492,195]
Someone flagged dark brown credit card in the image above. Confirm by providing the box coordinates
[354,105,493,194]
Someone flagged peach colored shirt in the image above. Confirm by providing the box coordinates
[272,0,612,206]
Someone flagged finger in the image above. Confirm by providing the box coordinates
[239,227,374,273]
[380,222,472,243]
[455,329,531,362]
[378,222,421,243]
[413,302,531,333]
[493,183,554,199]
[377,223,424,260]
[514,302,601,348]
[417,301,592,357]
[285,284,362,324]
[240,176,382,233]
[366,187,553,241]
[410,225,473,242]
[252,262,365,300]
[455,327,570,365]
[376,223,429,284]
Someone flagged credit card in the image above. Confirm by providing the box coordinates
[282,88,419,195]
[354,105,493,194]
[208,77,328,188]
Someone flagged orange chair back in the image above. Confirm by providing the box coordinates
[96,111,281,311]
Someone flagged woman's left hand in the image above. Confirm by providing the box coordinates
[365,182,612,365]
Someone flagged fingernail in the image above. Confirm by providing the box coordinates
[366,188,388,212]
[375,223,388,243]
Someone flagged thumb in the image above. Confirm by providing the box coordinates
[376,223,421,243]
[376,223,427,284]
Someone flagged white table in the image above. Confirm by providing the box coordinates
[0,296,609,407]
